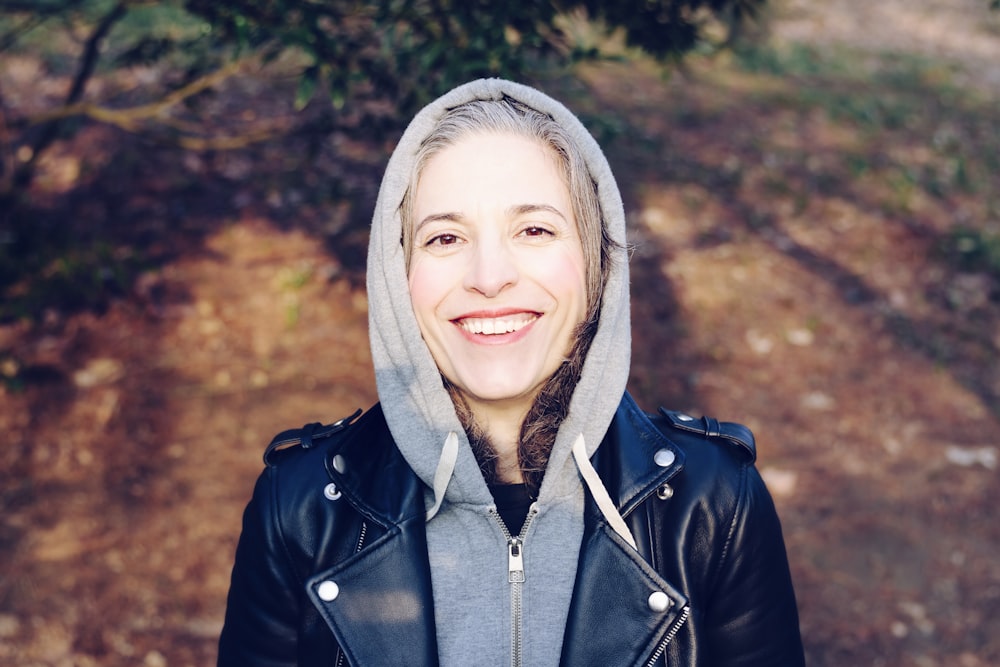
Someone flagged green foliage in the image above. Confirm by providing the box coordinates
[109,3,213,68]
[0,0,767,168]
[579,0,761,57]
[0,0,765,184]
[941,228,1000,278]
[177,0,763,136]
[0,233,146,322]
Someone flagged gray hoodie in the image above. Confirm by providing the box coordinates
[366,78,631,666]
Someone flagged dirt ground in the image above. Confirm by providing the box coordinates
[2,1,999,666]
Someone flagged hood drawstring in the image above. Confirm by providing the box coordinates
[571,434,637,551]
[426,431,459,521]
[425,431,634,549]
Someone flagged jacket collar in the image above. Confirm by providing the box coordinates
[328,394,685,526]
[595,392,685,517]
[325,403,429,527]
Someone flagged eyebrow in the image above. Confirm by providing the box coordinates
[415,204,569,233]
[414,212,462,233]
[507,203,569,222]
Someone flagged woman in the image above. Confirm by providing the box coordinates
[218,79,805,666]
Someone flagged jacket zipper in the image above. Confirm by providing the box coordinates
[354,522,367,554]
[492,506,537,667]
[644,604,690,667]
[333,521,369,667]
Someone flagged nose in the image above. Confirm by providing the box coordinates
[463,239,518,298]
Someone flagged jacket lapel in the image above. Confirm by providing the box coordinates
[562,393,689,667]
[305,514,439,666]
[562,522,688,667]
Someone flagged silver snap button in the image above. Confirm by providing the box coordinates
[656,484,674,500]
[677,413,694,422]
[648,591,671,613]
[653,449,676,467]
[323,483,341,501]
[317,580,339,602]
[332,454,347,474]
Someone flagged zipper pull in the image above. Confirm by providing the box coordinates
[508,537,525,583]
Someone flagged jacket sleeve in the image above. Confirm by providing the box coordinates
[218,467,302,667]
[704,465,805,666]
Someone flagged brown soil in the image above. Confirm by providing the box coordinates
[2,2,999,666]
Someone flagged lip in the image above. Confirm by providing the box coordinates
[451,308,540,344]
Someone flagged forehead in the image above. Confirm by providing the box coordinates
[413,132,570,214]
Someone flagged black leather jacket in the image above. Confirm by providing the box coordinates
[219,393,804,666]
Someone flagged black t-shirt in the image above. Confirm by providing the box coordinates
[488,483,534,536]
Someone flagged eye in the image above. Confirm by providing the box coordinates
[520,226,553,238]
[426,233,461,247]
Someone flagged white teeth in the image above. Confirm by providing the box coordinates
[458,315,535,335]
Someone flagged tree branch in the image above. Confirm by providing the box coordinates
[30,56,252,128]
[65,1,128,106]
[27,55,292,151]
[14,0,127,189]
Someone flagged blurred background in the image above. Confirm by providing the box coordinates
[1,1,998,665]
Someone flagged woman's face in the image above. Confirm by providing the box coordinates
[408,132,587,414]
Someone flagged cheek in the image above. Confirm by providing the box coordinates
[543,249,588,311]
[407,259,445,326]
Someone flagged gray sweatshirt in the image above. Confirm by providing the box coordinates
[366,78,632,666]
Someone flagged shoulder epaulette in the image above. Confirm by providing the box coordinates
[263,408,363,466]
[657,407,756,463]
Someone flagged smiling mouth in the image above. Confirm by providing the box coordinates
[455,313,538,335]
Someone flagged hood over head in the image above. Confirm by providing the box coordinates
[366,78,631,509]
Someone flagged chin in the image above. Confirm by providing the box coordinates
[458,377,543,406]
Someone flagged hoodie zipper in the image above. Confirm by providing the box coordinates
[492,506,537,667]
[644,604,690,667]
